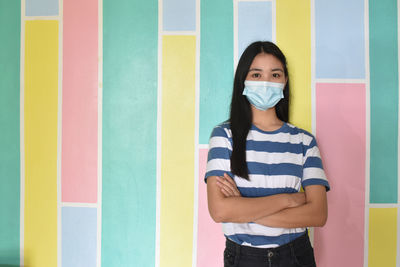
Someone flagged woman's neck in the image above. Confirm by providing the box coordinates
[251,105,283,131]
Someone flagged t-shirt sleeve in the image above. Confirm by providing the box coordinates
[302,135,330,191]
[204,125,233,183]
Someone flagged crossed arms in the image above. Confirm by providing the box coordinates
[207,173,327,228]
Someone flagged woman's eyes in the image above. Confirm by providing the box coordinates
[250,72,282,79]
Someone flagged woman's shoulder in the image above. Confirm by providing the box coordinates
[286,123,312,134]
[210,121,232,138]
[215,120,231,129]
[285,123,316,144]
[212,121,231,132]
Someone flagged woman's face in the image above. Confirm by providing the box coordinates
[245,53,287,84]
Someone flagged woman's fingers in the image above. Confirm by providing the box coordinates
[223,173,237,187]
[223,173,241,196]
[216,175,241,197]
[216,178,235,196]
[220,187,232,197]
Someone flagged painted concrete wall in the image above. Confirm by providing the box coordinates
[0,0,398,266]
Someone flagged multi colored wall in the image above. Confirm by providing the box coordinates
[0,0,398,266]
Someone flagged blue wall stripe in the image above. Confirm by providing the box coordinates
[200,0,234,144]
[315,0,365,79]
[62,207,97,267]
[163,0,196,31]
[238,1,272,58]
[25,0,58,16]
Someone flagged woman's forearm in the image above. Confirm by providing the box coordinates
[254,185,327,228]
[254,202,327,228]
[207,176,305,223]
[210,194,297,223]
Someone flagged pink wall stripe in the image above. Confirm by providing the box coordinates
[62,0,98,203]
[197,148,225,267]
[313,83,366,267]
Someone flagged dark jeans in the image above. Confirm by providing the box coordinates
[224,232,316,267]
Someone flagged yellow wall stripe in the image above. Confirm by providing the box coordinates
[276,0,311,132]
[24,20,58,267]
[368,208,397,267]
[160,35,196,267]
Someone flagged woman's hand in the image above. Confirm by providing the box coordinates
[216,173,241,197]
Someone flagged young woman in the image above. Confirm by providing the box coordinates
[205,41,330,267]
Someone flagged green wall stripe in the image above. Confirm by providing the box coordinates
[0,0,20,265]
[369,0,399,203]
[199,0,233,144]
[102,0,158,265]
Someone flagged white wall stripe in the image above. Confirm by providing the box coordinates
[238,0,273,2]
[198,144,208,150]
[155,0,163,266]
[315,78,366,84]
[309,0,316,247]
[271,0,276,43]
[233,0,238,70]
[364,0,371,265]
[192,0,200,266]
[162,31,196,35]
[61,202,98,208]
[19,1,26,266]
[397,207,400,267]
[397,1,400,266]
[23,16,61,20]
[57,0,63,266]
[310,0,316,136]
[368,203,400,208]
[97,0,103,266]
[396,0,400,267]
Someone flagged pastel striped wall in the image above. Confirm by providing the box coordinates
[314,83,366,266]
[312,1,367,267]
[276,0,312,132]
[1,0,400,266]
[369,0,398,204]
[61,1,99,267]
[160,34,196,267]
[0,1,20,266]
[199,0,233,145]
[62,0,98,204]
[24,19,59,267]
[102,1,157,266]
[18,0,101,266]
[368,1,399,266]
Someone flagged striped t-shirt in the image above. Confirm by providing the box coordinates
[205,122,330,248]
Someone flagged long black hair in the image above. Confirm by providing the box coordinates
[229,41,290,180]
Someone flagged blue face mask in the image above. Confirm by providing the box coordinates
[242,80,285,111]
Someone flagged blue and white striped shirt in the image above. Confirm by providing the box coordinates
[205,122,330,248]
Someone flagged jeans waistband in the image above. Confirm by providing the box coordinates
[225,231,309,256]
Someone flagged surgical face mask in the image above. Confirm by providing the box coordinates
[242,80,285,111]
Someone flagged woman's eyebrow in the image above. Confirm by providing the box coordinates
[271,68,284,72]
[248,68,263,72]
